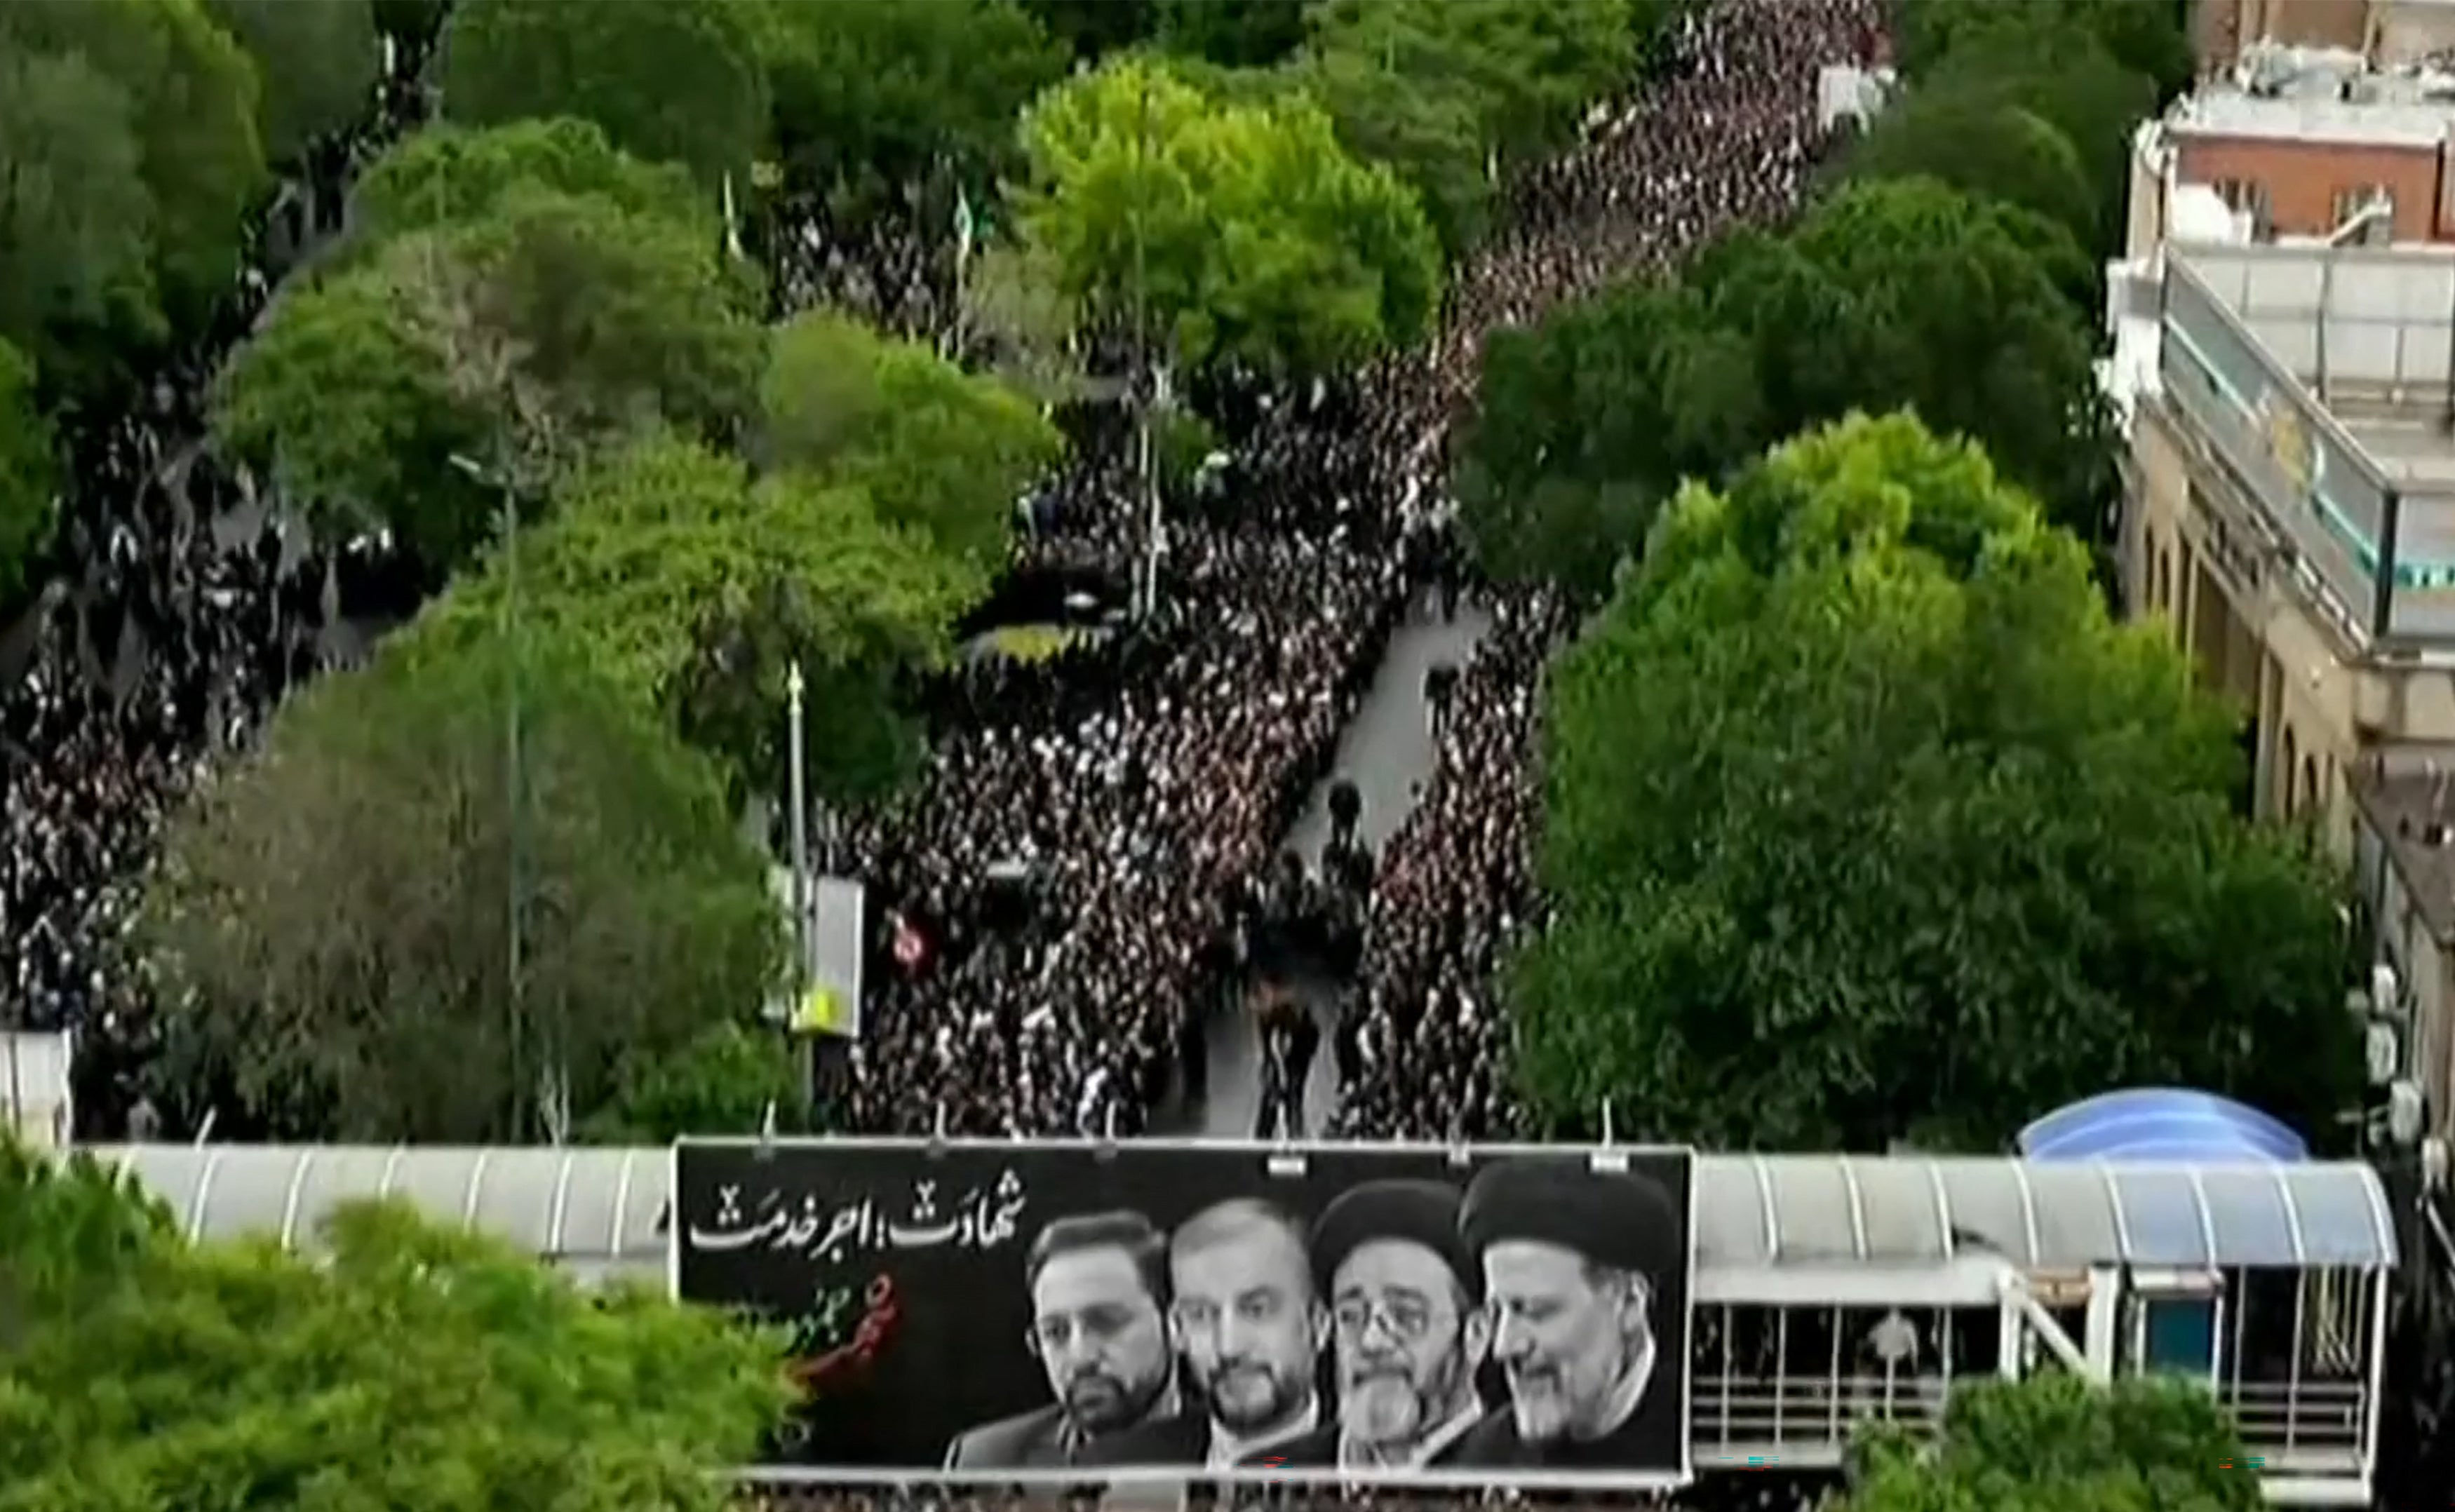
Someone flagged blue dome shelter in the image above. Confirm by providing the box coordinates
[2017,1086,2309,1164]
[2019,1087,2317,1387]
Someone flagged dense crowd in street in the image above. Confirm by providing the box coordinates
[0,0,1869,1167]
[0,60,427,1116]
[832,0,1879,1147]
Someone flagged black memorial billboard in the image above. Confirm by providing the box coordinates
[673,1138,1695,1488]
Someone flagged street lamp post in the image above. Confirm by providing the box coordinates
[1131,73,1162,623]
[783,660,815,1105]
[448,452,538,1140]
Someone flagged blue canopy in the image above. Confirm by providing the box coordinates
[2018,1087,2309,1163]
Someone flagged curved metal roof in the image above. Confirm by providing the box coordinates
[1692,1154,2395,1269]
[90,1144,674,1276]
[2018,1087,2311,1163]
[84,1147,2402,1275]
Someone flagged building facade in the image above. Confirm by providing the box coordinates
[2146,43,2455,245]
[2202,0,2455,74]
[2119,241,2455,845]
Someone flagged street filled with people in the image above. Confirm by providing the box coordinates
[833,0,1875,1145]
[5,3,2395,1511]
[1,49,431,1115]
[2,0,1873,1148]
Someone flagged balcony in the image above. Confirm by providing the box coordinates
[2159,245,2455,652]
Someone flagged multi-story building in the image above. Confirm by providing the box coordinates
[2116,234,2455,841]
[2201,0,2455,75]
[2111,54,2455,1276]
[2134,43,2455,245]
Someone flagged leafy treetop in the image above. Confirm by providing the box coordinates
[1836,1371,2264,1512]
[1511,412,2360,1152]
[138,623,783,1143]
[440,0,771,191]
[0,1140,791,1512]
[1016,55,1442,375]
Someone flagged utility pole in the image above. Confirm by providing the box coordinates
[785,659,814,1106]
[1132,72,1160,622]
[451,452,534,1141]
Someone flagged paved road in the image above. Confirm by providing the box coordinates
[1183,597,1493,1140]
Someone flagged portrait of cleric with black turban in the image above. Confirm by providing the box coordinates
[1448,1157,1683,1470]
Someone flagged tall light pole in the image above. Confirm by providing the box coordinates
[784,659,814,1104]
[1131,72,1160,622]
[448,452,536,1140]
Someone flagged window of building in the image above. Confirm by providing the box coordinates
[2332,183,2392,229]
[2280,728,2299,816]
[2212,177,2271,225]
[2302,755,2322,816]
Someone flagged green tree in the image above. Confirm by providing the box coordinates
[214,183,764,569]
[752,0,1067,203]
[137,626,784,1144]
[1836,89,2099,262]
[1017,57,1440,374]
[1307,0,1660,167]
[1904,20,2165,260]
[353,117,709,248]
[0,0,266,334]
[0,0,262,375]
[1295,0,1673,258]
[1512,413,2360,1152]
[0,1142,789,1512]
[1836,1373,2262,1512]
[440,0,770,190]
[1289,20,1491,259]
[1726,180,2108,535]
[201,0,382,165]
[760,309,1064,569]
[0,50,163,393]
[405,436,981,803]
[586,1021,814,1144]
[1458,176,2111,593]
[1899,0,2191,102]
[1019,0,1159,60]
[0,341,58,606]
[1457,278,1766,597]
[1157,0,1312,67]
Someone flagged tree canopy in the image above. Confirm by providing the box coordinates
[1897,0,2193,103]
[1510,412,2360,1152]
[1845,1,2163,293]
[351,116,711,248]
[1836,1372,2264,1512]
[1458,176,2106,598]
[137,625,784,1144]
[751,0,1068,203]
[0,1141,791,1512]
[439,0,770,190]
[760,309,1064,570]
[0,341,56,606]
[1016,56,1441,374]
[1157,0,1313,68]
[403,435,982,804]
[1019,0,1160,60]
[0,0,266,393]
[213,178,764,569]
[201,0,382,166]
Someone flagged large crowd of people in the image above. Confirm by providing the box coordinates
[830,0,1880,1149]
[0,1,1883,1508]
[0,57,429,1121]
[0,0,1871,1158]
